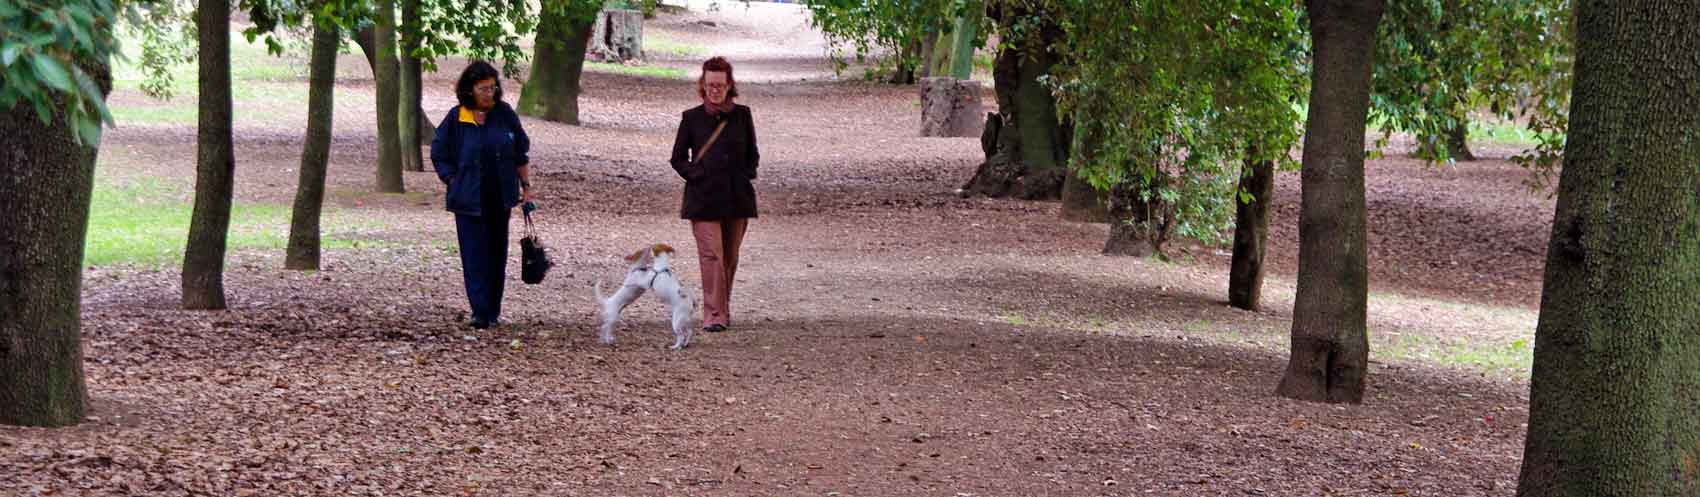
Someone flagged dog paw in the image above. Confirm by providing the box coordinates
[599,335,616,345]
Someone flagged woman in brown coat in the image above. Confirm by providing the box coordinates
[670,56,758,333]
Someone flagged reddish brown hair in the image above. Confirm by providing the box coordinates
[696,56,738,100]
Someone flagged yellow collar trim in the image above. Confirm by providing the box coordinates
[458,107,478,124]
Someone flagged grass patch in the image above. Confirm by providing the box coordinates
[584,61,688,79]
[109,26,374,127]
[1374,331,1532,379]
[86,176,390,268]
[646,34,706,57]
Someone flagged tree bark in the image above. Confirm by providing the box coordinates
[1275,0,1383,404]
[1061,121,1110,222]
[948,0,982,80]
[887,39,918,85]
[398,0,423,172]
[958,3,1066,200]
[518,12,595,125]
[1101,179,1173,257]
[0,58,110,427]
[1229,158,1275,311]
[287,20,339,271]
[918,30,938,79]
[183,0,235,310]
[1515,1,1700,495]
[356,25,434,140]
[1445,121,1475,161]
[373,0,404,193]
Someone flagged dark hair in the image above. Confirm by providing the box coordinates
[696,56,738,100]
[456,60,503,109]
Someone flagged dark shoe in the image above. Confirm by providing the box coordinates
[471,318,491,330]
[704,324,727,333]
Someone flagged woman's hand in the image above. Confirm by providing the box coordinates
[522,185,532,204]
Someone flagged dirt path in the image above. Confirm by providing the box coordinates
[3,4,1549,496]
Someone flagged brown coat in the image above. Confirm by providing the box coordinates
[671,104,759,220]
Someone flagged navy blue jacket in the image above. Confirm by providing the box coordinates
[431,102,531,216]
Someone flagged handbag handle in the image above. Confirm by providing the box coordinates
[692,120,731,166]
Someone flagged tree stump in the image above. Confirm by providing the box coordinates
[590,9,644,62]
[919,77,985,138]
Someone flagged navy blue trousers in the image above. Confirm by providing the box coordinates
[455,207,510,323]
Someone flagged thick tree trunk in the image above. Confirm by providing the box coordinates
[959,4,1066,200]
[287,21,339,271]
[0,58,110,428]
[1515,2,1700,496]
[948,0,982,80]
[373,0,404,193]
[1101,179,1173,257]
[1229,158,1275,311]
[589,9,645,62]
[519,12,595,125]
[398,0,423,172]
[1275,0,1383,404]
[357,25,434,141]
[183,0,235,310]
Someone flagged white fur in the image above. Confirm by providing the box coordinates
[594,246,696,350]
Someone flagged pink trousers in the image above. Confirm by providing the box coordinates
[691,218,749,327]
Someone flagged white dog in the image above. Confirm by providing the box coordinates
[594,244,696,350]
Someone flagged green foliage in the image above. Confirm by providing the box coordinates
[1046,0,1308,245]
[804,0,972,78]
[1,0,130,147]
[1369,0,1571,183]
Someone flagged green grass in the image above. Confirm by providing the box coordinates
[645,34,706,57]
[1375,331,1533,379]
[109,27,367,126]
[85,176,388,268]
[584,61,688,79]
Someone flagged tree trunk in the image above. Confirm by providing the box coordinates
[1229,158,1275,311]
[357,25,435,142]
[948,0,982,80]
[918,30,938,79]
[183,0,235,310]
[1101,179,1173,257]
[928,27,956,78]
[1515,2,1700,496]
[1061,121,1110,222]
[887,39,918,85]
[589,9,644,62]
[373,0,404,193]
[1275,0,1383,404]
[1445,121,1475,161]
[958,4,1066,200]
[519,12,595,125]
[287,21,339,272]
[0,58,110,428]
[398,0,423,172]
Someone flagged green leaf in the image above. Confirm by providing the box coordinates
[30,55,74,92]
[1,44,19,67]
[75,113,103,148]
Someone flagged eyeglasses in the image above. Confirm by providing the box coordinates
[704,83,728,90]
[474,85,498,95]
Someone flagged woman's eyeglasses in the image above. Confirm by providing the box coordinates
[474,85,498,95]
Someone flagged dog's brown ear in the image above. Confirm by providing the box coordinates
[652,243,674,255]
[623,248,647,263]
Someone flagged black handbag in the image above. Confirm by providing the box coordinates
[520,204,552,285]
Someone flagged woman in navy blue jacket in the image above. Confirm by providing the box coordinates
[430,61,532,329]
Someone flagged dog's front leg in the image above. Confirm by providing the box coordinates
[599,284,646,345]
